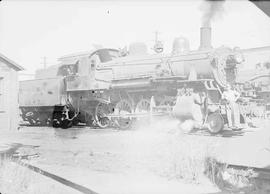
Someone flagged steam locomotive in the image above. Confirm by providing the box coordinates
[19,27,245,132]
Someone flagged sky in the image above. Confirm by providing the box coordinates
[0,0,270,78]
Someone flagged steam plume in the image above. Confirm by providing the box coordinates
[200,0,226,27]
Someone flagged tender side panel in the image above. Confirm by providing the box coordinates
[19,78,64,107]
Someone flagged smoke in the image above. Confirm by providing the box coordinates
[200,0,226,27]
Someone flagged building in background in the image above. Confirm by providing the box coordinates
[237,46,270,102]
[234,46,270,117]
[0,53,24,130]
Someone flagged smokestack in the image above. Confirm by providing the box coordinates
[199,27,212,50]
[199,0,225,50]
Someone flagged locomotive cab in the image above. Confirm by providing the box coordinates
[58,48,120,76]
[61,48,120,91]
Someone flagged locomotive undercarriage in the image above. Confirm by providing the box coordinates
[67,87,179,130]
[20,79,246,133]
[20,106,54,126]
[20,85,178,129]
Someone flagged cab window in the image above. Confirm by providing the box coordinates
[57,64,78,76]
[96,49,119,63]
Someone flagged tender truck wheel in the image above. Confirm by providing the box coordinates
[28,118,36,126]
[52,105,64,128]
[52,115,61,128]
[206,112,224,134]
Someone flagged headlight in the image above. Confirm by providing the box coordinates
[233,47,244,64]
[234,53,244,63]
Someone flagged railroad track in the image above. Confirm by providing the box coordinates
[205,158,270,193]
[2,143,270,193]
[224,163,270,181]
[12,159,98,194]
[0,144,98,194]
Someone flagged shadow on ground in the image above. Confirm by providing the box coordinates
[187,128,254,138]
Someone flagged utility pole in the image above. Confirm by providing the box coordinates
[42,57,47,69]
[154,31,160,43]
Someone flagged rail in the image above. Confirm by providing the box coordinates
[205,159,270,193]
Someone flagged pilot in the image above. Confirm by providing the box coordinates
[222,84,241,130]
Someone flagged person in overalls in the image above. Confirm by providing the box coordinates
[222,84,241,130]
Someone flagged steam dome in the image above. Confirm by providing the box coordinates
[172,37,190,55]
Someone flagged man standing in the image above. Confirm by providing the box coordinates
[222,84,241,130]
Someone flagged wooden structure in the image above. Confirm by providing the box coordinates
[0,53,24,130]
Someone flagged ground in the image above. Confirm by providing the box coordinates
[0,117,270,194]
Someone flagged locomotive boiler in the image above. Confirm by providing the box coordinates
[19,27,245,132]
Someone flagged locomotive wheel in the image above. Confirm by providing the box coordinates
[135,99,150,113]
[52,119,61,128]
[25,112,38,126]
[38,113,49,126]
[206,112,224,134]
[94,102,111,129]
[135,98,151,125]
[28,118,37,126]
[114,99,133,129]
[52,112,62,128]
